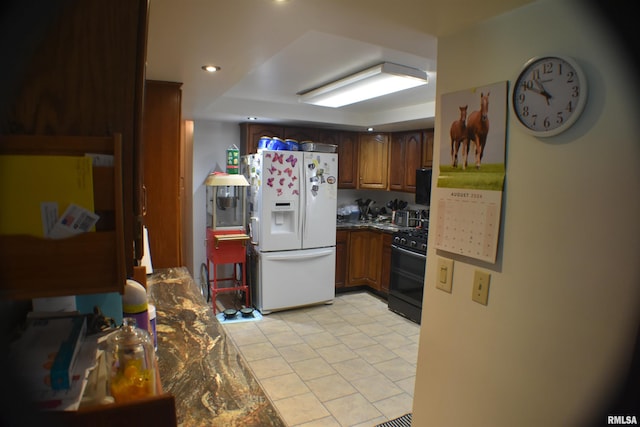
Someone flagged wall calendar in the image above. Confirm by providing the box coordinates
[433,81,507,263]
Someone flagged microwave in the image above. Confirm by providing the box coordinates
[415,168,432,205]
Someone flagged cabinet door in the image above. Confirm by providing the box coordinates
[380,233,393,295]
[367,231,383,291]
[358,133,389,189]
[284,127,318,143]
[319,130,358,189]
[388,133,405,191]
[403,131,423,193]
[421,129,434,167]
[143,81,183,269]
[1,0,148,283]
[335,230,348,289]
[347,230,368,286]
[239,123,284,155]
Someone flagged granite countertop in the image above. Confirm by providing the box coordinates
[146,267,285,427]
[336,220,411,233]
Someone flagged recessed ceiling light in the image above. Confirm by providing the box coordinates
[247,117,258,121]
[201,65,221,73]
[367,127,374,132]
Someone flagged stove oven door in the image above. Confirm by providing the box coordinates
[388,244,426,323]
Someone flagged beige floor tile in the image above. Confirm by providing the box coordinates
[315,343,358,364]
[268,330,305,348]
[373,392,414,420]
[290,357,336,381]
[392,341,419,365]
[351,416,388,427]
[340,312,372,326]
[306,373,357,402]
[373,357,416,382]
[353,343,398,365]
[256,318,295,335]
[324,393,383,427]
[225,328,269,346]
[287,319,325,336]
[237,341,280,361]
[389,321,420,337]
[260,372,310,401]
[374,331,415,350]
[350,373,403,403]
[294,416,341,427]
[301,331,341,349]
[278,342,319,363]
[395,376,416,397]
[324,322,360,337]
[355,322,394,338]
[337,331,378,350]
[273,392,330,426]
[249,355,293,380]
[331,357,381,382]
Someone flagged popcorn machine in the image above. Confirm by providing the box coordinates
[200,172,250,313]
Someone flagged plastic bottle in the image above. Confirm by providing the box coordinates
[122,279,149,332]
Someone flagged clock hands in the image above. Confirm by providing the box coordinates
[532,78,553,105]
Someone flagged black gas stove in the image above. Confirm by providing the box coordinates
[392,228,428,255]
[389,227,428,324]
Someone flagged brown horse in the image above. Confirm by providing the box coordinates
[450,105,468,168]
[467,92,490,169]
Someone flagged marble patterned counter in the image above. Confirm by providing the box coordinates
[146,267,285,427]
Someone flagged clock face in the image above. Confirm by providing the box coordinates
[512,55,587,137]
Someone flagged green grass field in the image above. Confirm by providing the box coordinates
[438,163,505,190]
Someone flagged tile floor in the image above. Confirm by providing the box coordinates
[218,291,420,427]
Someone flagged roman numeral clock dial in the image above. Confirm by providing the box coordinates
[512,55,588,137]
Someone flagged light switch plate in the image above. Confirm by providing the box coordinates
[436,257,454,293]
[472,270,490,305]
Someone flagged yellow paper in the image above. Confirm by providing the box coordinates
[0,155,94,237]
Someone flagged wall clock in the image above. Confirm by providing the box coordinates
[512,55,587,137]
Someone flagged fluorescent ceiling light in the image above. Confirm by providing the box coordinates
[298,62,428,108]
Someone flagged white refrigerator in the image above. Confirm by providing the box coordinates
[244,150,338,313]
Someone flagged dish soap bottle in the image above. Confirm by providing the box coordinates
[107,318,157,403]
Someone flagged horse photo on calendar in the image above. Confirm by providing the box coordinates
[439,81,507,191]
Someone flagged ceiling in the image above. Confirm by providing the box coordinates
[145,0,534,132]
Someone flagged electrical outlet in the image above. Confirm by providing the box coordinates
[472,270,490,305]
[436,257,454,293]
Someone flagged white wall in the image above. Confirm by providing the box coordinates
[413,1,640,426]
[191,120,241,278]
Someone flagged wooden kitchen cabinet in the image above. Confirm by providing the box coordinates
[0,0,148,296]
[347,230,383,290]
[284,126,319,143]
[142,81,183,269]
[358,133,389,190]
[389,130,422,193]
[239,123,284,155]
[380,233,393,295]
[318,130,358,189]
[421,129,435,167]
[335,230,349,289]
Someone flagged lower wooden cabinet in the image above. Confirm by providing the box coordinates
[335,230,348,289]
[338,229,392,294]
[380,233,393,294]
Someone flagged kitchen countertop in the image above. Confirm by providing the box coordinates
[146,267,285,427]
[336,220,413,233]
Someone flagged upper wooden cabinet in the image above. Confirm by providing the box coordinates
[142,81,183,269]
[318,130,358,189]
[239,123,284,155]
[389,131,423,193]
[0,0,148,296]
[284,127,319,143]
[358,133,389,190]
[422,129,434,168]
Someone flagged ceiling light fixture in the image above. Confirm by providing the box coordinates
[201,65,221,73]
[297,62,428,108]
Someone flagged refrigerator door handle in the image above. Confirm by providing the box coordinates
[250,216,259,245]
[265,248,334,261]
